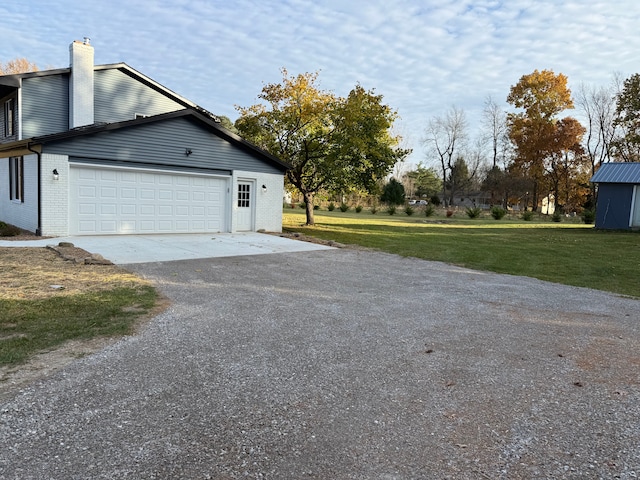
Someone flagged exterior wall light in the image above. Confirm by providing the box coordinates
[262,184,267,192]
[185,148,193,156]
[52,169,59,180]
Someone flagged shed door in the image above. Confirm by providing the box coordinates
[70,165,229,235]
[632,186,640,227]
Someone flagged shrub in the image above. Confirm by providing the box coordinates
[430,195,441,206]
[404,206,414,216]
[552,211,562,222]
[339,203,349,212]
[0,222,21,237]
[465,207,482,219]
[371,206,378,214]
[313,205,320,210]
[355,205,363,213]
[386,205,397,215]
[582,209,596,224]
[522,210,534,221]
[446,210,454,218]
[424,204,435,217]
[328,202,336,211]
[490,206,506,220]
[299,202,306,209]
[290,203,297,209]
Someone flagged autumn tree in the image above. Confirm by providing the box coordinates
[546,117,587,211]
[424,106,468,206]
[235,69,410,225]
[506,69,582,211]
[612,73,640,162]
[0,58,38,75]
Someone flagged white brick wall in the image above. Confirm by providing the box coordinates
[231,170,284,233]
[40,154,69,236]
[0,154,39,233]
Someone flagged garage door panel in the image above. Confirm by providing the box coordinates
[71,166,229,235]
[101,204,116,215]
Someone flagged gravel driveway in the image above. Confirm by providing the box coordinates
[1,249,639,479]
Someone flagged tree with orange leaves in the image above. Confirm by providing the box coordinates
[506,69,584,212]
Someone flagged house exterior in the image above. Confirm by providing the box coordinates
[590,162,640,230]
[0,39,288,236]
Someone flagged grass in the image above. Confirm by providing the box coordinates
[0,285,157,366]
[283,207,640,298]
[0,247,160,368]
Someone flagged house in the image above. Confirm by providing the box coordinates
[590,162,640,230]
[0,39,288,236]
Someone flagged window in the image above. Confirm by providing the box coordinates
[4,98,15,137]
[238,183,251,207]
[9,157,24,202]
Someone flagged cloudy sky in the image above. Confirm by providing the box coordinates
[2,0,639,166]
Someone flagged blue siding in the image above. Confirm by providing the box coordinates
[95,69,185,123]
[22,75,69,138]
[43,116,282,175]
[595,184,633,229]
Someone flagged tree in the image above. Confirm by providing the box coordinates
[216,115,238,134]
[482,95,509,168]
[404,164,441,199]
[612,73,640,162]
[235,69,410,225]
[575,82,616,182]
[424,106,467,206]
[546,117,587,211]
[446,156,471,204]
[380,177,405,205]
[0,58,38,75]
[506,69,579,211]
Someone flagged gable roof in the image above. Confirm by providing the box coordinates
[590,162,640,184]
[0,63,213,116]
[0,108,290,172]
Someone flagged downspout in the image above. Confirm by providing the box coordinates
[27,142,43,236]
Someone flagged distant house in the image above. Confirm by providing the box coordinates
[0,40,288,236]
[590,162,640,230]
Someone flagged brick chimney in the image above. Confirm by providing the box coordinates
[69,38,94,128]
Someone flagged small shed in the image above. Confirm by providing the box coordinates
[590,162,640,230]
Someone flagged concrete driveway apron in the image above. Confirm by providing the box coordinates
[1,248,639,478]
[0,232,333,264]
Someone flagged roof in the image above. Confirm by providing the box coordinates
[0,109,290,172]
[0,63,204,114]
[590,162,640,184]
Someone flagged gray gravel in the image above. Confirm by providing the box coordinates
[1,249,640,479]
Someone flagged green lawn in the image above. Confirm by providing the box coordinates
[0,286,157,366]
[283,208,640,298]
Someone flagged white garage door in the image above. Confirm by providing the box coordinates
[70,166,229,235]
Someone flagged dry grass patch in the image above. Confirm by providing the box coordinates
[0,247,145,299]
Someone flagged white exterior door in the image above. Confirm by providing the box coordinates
[236,180,254,231]
[70,165,229,235]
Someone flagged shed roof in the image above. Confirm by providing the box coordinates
[590,162,640,184]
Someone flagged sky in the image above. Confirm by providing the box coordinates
[2,0,639,167]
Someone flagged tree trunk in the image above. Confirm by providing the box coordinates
[303,192,315,225]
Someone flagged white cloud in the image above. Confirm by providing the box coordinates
[2,0,639,165]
